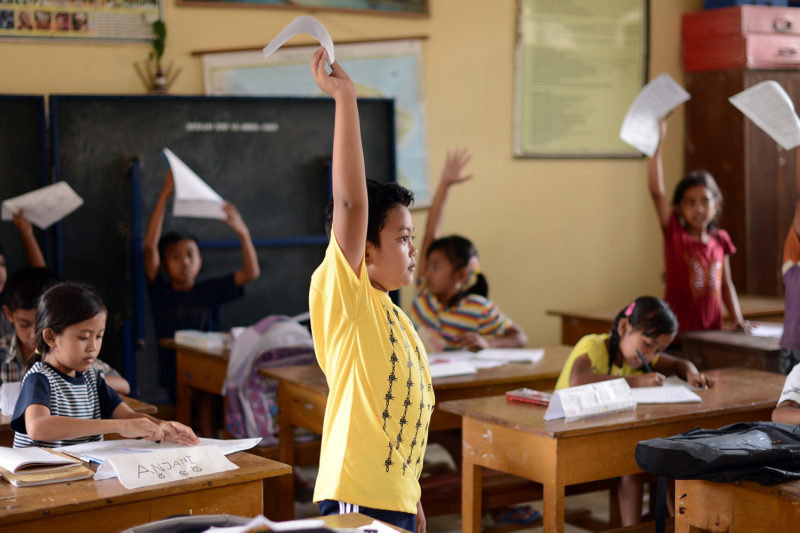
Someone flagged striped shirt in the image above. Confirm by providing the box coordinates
[411,280,512,350]
[11,361,122,448]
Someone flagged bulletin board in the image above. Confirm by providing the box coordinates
[514,0,649,158]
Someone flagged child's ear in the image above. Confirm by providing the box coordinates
[364,242,375,266]
[455,267,469,286]
[617,317,631,337]
[2,305,11,323]
[42,328,56,349]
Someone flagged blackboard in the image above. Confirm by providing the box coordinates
[0,96,49,274]
[50,95,396,400]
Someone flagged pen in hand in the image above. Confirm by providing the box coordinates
[636,348,654,373]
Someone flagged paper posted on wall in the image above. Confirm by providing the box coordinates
[729,80,800,151]
[162,148,226,220]
[1,181,84,229]
[619,73,691,157]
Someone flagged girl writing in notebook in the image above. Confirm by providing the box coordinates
[411,149,527,352]
[555,296,713,526]
[11,282,199,448]
[649,120,747,333]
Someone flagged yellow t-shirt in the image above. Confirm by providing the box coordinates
[309,231,434,514]
[555,333,659,390]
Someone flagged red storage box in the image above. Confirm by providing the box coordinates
[683,5,800,71]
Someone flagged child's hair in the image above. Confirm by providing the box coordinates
[672,170,723,228]
[158,231,200,261]
[27,282,107,371]
[607,296,677,372]
[324,179,414,246]
[0,242,5,257]
[427,235,488,298]
[4,267,59,312]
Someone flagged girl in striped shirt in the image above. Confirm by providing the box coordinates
[411,149,527,352]
[11,282,198,448]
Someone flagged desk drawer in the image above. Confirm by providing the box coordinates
[684,33,800,71]
[684,5,800,39]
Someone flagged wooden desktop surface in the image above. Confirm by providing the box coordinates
[675,478,800,532]
[679,327,782,373]
[320,513,411,532]
[260,345,572,520]
[547,294,785,345]
[0,451,291,532]
[439,367,785,533]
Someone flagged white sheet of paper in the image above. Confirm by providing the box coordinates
[472,348,545,364]
[544,378,636,421]
[750,323,784,338]
[1,181,84,229]
[163,147,226,219]
[358,520,401,532]
[631,384,701,404]
[262,15,335,63]
[428,360,477,379]
[730,80,800,150]
[0,382,21,416]
[98,445,237,489]
[205,515,327,532]
[619,73,691,156]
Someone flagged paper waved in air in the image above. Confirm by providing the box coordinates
[729,80,800,151]
[1,181,83,230]
[163,148,226,220]
[263,15,335,63]
[619,73,691,157]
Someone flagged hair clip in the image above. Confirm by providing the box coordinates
[624,302,636,317]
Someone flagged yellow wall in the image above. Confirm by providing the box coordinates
[0,0,703,345]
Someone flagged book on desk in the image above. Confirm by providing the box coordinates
[0,447,93,487]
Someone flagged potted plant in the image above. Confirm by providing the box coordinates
[134,19,181,93]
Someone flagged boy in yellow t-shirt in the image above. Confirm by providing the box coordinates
[307,49,434,532]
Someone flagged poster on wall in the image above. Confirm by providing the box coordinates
[514,0,648,158]
[202,38,432,205]
[0,0,162,42]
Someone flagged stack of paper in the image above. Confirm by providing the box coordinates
[162,148,226,220]
[619,73,691,156]
[1,181,84,229]
[729,80,800,151]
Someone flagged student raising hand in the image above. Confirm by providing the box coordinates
[310,47,354,99]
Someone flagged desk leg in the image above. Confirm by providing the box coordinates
[277,381,296,521]
[542,475,565,533]
[675,480,689,533]
[175,350,192,426]
[461,456,482,533]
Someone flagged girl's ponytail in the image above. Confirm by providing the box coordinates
[608,296,678,372]
[464,272,489,298]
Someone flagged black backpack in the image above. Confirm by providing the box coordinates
[635,421,800,485]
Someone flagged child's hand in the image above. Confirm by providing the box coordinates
[686,370,715,390]
[221,202,249,236]
[732,319,752,334]
[310,47,355,100]
[629,372,665,387]
[456,332,489,352]
[440,149,473,187]
[12,210,34,236]
[655,119,667,155]
[159,420,201,446]
[117,418,165,442]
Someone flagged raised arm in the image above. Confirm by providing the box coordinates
[648,119,672,231]
[417,149,473,277]
[794,148,800,236]
[221,202,260,287]
[144,170,174,282]
[311,48,366,274]
[12,210,45,267]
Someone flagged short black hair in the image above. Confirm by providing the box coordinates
[158,232,200,261]
[672,170,723,229]
[324,179,414,247]
[5,267,60,312]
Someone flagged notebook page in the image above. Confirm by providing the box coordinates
[729,80,800,151]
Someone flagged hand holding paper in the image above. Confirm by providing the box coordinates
[729,80,800,151]
[619,73,691,157]
[263,15,335,64]
[1,181,84,229]
[162,148,226,219]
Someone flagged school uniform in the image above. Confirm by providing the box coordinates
[664,213,736,332]
[309,231,434,521]
[10,361,122,448]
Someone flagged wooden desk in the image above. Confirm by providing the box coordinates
[0,395,158,447]
[548,294,785,345]
[439,368,785,533]
[0,452,291,532]
[159,339,228,427]
[675,478,800,532]
[679,328,782,373]
[261,345,572,520]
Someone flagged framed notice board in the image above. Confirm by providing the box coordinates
[514,0,649,158]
